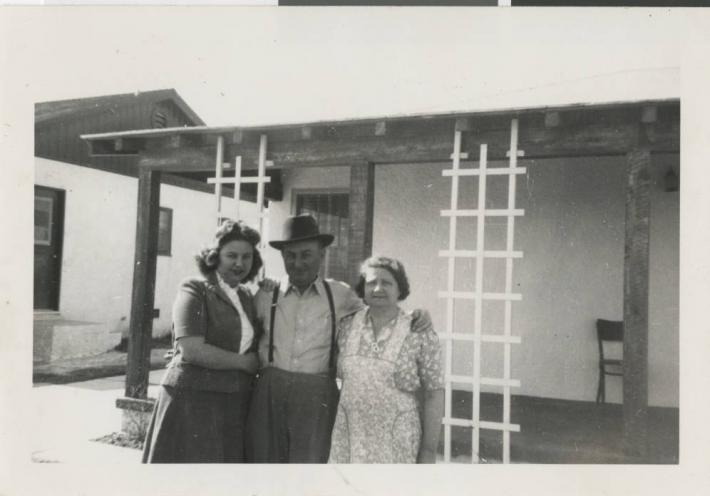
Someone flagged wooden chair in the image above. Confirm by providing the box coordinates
[596,319,624,404]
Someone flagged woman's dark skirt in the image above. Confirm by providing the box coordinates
[142,385,251,463]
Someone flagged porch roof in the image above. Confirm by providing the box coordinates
[81,97,680,172]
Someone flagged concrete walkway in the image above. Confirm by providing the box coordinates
[31,369,166,464]
[33,347,170,384]
[31,370,677,465]
[32,369,455,464]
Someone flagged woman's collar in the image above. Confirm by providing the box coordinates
[215,271,239,293]
[365,305,402,325]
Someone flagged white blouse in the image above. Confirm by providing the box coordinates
[216,273,255,354]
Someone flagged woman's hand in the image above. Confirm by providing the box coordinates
[258,277,279,292]
[238,352,259,375]
[410,308,433,333]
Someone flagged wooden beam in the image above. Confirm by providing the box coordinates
[147,133,204,150]
[166,135,182,148]
[521,122,635,158]
[132,107,679,172]
[280,119,673,167]
[84,101,679,156]
[125,168,161,399]
[265,131,455,167]
[347,163,375,286]
[138,146,215,171]
[622,146,651,460]
[259,120,676,167]
[90,137,144,155]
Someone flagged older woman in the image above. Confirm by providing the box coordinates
[329,256,444,464]
[142,220,262,463]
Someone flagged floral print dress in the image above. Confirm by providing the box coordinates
[328,307,444,463]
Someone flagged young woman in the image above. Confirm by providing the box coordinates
[142,220,263,463]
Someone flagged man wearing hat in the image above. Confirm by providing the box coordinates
[245,214,361,463]
[245,214,429,463]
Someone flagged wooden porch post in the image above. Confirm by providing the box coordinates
[125,168,162,399]
[622,147,651,459]
[347,163,375,286]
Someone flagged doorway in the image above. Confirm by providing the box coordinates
[34,185,65,310]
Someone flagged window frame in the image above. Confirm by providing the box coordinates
[34,196,54,246]
[157,206,173,257]
[290,188,350,215]
[291,188,350,281]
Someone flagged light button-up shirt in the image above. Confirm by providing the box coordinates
[216,273,255,354]
[255,275,363,375]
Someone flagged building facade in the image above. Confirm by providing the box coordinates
[82,82,680,461]
[34,90,259,363]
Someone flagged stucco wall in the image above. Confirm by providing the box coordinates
[251,156,678,407]
[35,157,258,339]
[372,154,679,407]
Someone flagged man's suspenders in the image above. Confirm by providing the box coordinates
[323,281,337,378]
[267,283,280,365]
[267,280,337,379]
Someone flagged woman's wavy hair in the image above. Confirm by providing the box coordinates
[354,255,410,301]
[195,219,263,282]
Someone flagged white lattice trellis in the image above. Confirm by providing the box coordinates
[439,119,526,463]
[206,134,272,250]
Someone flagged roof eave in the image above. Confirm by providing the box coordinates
[80,97,679,142]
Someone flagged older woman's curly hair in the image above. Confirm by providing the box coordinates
[195,219,263,282]
[354,256,410,301]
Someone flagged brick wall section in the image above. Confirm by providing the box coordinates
[347,163,375,286]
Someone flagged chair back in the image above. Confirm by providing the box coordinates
[596,319,623,342]
[595,319,624,402]
[596,319,623,358]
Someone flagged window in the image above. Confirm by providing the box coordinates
[158,207,173,256]
[294,190,349,282]
[34,196,53,246]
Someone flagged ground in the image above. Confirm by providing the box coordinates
[31,370,167,464]
[33,338,170,384]
[31,360,678,464]
[93,431,144,450]
[31,341,169,459]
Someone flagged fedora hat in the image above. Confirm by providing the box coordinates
[269,214,335,250]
